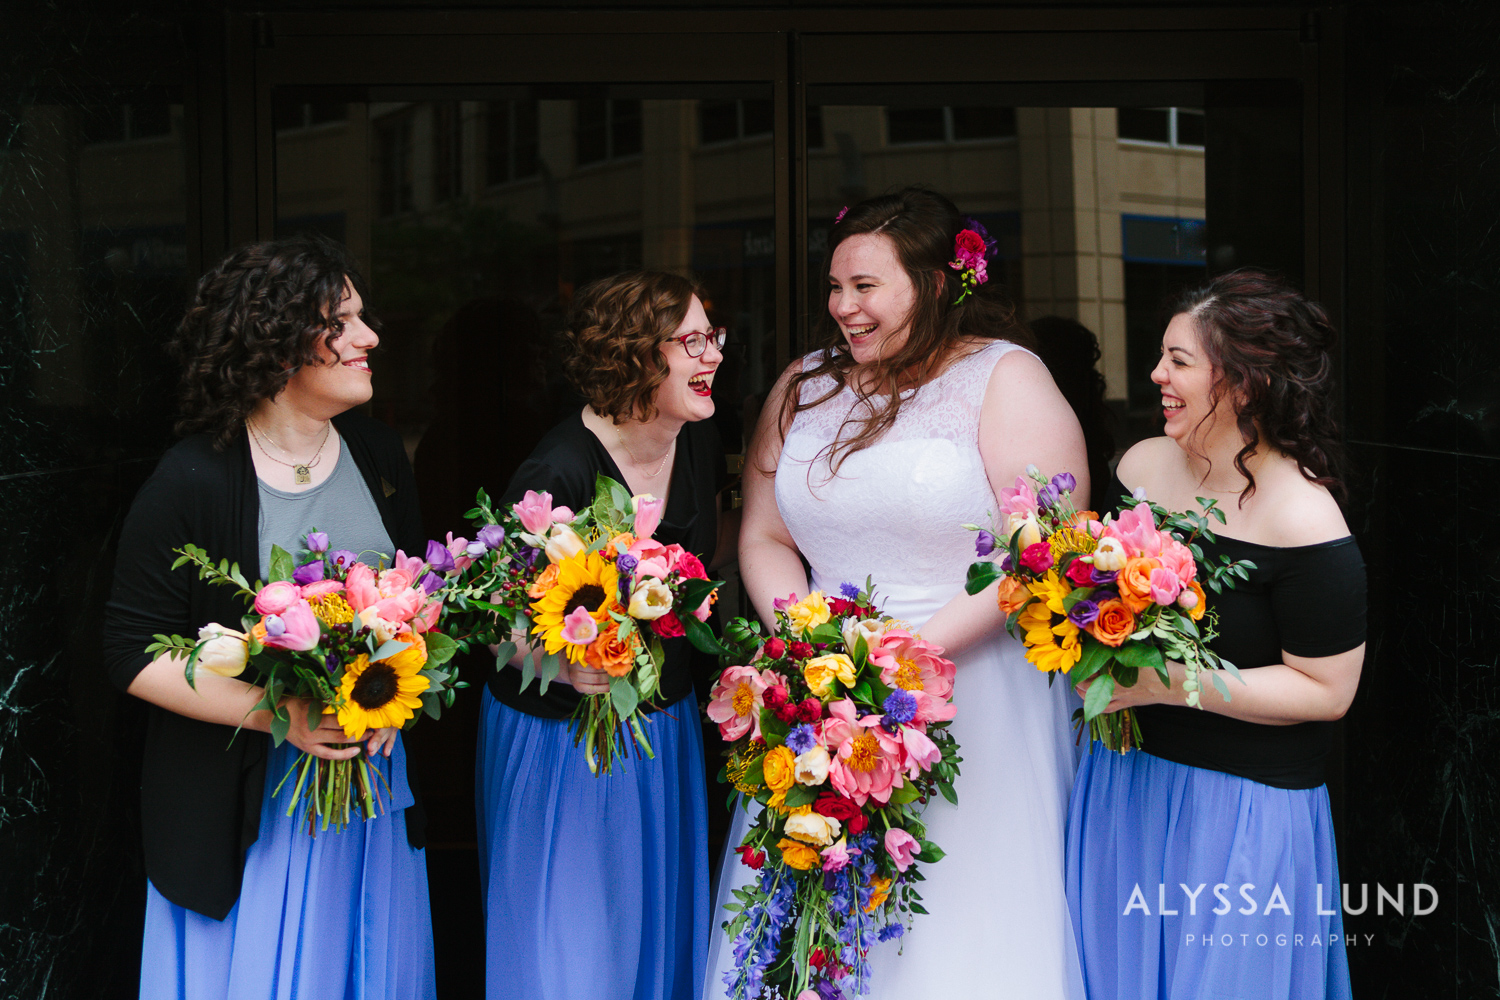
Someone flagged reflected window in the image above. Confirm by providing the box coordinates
[806,104,825,149]
[487,100,540,185]
[1118,107,1204,149]
[433,102,463,203]
[274,98,349,132]
[81,104,174,144]
[377,113,414,216]
[699,98,774,146]
[576,99,642,166]
[886,105,1016,145]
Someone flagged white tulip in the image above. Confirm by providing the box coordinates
[195,623,249,678]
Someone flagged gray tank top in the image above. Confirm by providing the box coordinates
[257,438,395,579]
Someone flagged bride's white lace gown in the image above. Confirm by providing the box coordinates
[704,340,1084,999]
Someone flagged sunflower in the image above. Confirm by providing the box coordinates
[332,645,429,737]
[530,550,621,663]
[1018,599,1083,673]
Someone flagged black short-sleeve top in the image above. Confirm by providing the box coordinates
[486,409,723,719]
[1113,475,1368,789]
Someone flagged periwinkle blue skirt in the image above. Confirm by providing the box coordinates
[141,737,436,1000]
[1066,744,1352,1000]
[476,687,709,1000]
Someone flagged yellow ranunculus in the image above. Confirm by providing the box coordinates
[802,653,856,699]
[777,838,821,870]
[785,592,831,633]
[762,745,797,793]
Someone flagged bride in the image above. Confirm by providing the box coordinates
[704,188,1087,998]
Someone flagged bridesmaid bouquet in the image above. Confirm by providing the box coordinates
[708,584,961,1000]
[144,532,464,831]
[964,465,1254,751]
[439,476,725,774]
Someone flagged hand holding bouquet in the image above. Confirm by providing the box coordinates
[965,466,1254,752]
[708,583,960,1000]
[436,475,726,774]
[145,532,464,831]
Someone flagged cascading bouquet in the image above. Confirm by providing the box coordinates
[433,475,726,774]
[964,465,1254,751]
[144,532,465,831]
[707,583,961,1000]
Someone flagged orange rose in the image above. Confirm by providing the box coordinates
[777,838,821,871]
[996,575,1029,615]
[1088,598,1136,647]
[608,532,636,556]
[584,624,635,678]
[527,563,561,599]
[1118,557,1162,614]
[1186,580,1207,622]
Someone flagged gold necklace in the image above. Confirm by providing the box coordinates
[248,419,331,484]
[618,427,674,478]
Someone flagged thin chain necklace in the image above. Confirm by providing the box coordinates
[617,426,675,479]
[248,419,331,485]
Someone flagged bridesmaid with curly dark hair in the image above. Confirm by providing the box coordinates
[1067,269,1365,1000]
[103,233,435,999]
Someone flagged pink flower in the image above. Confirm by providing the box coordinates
[1158,538,1197,585]
[445,532,475,572]
[1020,541,1054,574]
[706,665,772,741]
[911,691,957,727]
[1148,567,1182,605]
[411,596,442,632]
[253,580,299,616]
[376,567,414,599]
[772,593,799,611]
[392,549,425,580]
[823,699,905,807]
[1106,503,1163,558]
[820,840,854,872]
[885,827,919,872]
[560,606,599,646]
[868,629,955,701]
[898,724,941,774]
[552,506,574,522]
[344,563,380,612]
[367,588,424,625]
[633,495,666,540]
[261,599,321,652]
[299,579,344,599]
[513,490,562,535]
[997,475,1038,518]
[674,550,708,581]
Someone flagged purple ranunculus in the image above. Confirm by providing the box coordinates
[615,553,638,577]
[974,530,997,557]
[1000,552,1014,573]
[1037,484,1061,510]
[1090,568,1118,587]
[1067,598,1100,627]
[882,689,919,729]
[328,549,358,573]
[292,560,326,586]
[476,525,505,550]
[839,581,861,599]
[1051,472,1077,495]
[263,615,286,637]
[305,531,330,553]
[786,724,818,755]
[426,538,456,574]
[324,651,341,674]
[418,571,444,594]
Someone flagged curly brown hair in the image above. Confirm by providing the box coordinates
[1169,268,1346,504]
[169,234,378,450]
[563,270,703,424]
[781,188,1033,473]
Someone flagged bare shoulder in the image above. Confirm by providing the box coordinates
[980,341,1059,404]
[1253,465,1351,547]
[1115,436,1180,492]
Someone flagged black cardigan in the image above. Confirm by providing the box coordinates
[102,412,427,920]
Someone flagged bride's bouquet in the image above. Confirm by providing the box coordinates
[434,476,726,774]
[707,583,961,999]
[145,532,463,831]
[964,465,1254,752]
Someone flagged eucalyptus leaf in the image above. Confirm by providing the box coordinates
[424,630,459,665]
[610,676,640,718]
[268,544,295,584]
[269,708,291,745]
[1082,674,1116,721]
[493,640,517,666]
[371,639,412,662]
[538,652,562,696]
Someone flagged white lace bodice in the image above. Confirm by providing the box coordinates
[775,339,1031,620]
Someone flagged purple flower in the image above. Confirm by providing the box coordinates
[1090,568,1118,587]
[1067,598,1100,627]
[477,525,505,550]
[974,530,997,557]
[426,539,456,574]
[1000,552,1014,573]
[882,689,918,728]
[324,651,341,674]
[328,549,358,573]
[1037,484,1061,510]
[305,531,329,553]
[839,581,861,599]
[292,560,325,586]
[418,571,444,594]
[816,979,846,1000]
[786,724,818,754]
[615,552,638,577]
[1051,472,1077,495]
[264,615,286,637]
[466,540,487,559]
[878,922,904,942]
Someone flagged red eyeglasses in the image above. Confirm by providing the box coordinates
[667,327,728,358]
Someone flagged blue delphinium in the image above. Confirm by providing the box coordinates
[726,864,796,999]
[839,581,861,599]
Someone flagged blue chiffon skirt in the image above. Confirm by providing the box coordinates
[476,687,709,1000]
[1066,744,1352,1000]
[140,737,436,1000]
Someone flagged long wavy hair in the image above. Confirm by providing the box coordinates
[1169,269,1346,503]
[779,187,1032,473]
[170,233,376,450]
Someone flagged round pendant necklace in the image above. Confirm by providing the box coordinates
[248,419,331,485]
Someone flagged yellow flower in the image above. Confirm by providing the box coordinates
[777,838,821,870]
[1049,525,1097,560]
[1027,571,1073,616]
[802,653,856,699]
[865,875,893,913]
[726,741,768,796]
[308,593,355,626]
[530,550,620,664]
[331,650,430,737]
[785,592,831,633]
[1018,600,1083,673]
[763,745,797,793]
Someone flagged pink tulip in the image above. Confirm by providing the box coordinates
[392,549,425,580]
[253,580,299,616]
[368,588,424,625]
[444,532,475,572]
[344,563,380,612]
[820,840,853,872]
[261,599,321,652]
[899,725,942,774]
[560,605,599,646]
[885,828,919,872]
[633,494,666,540]
[299,579,344,599]
[1108,503,1163,558]
[552,506,574,522]
[513,490,558,535]
[997,475,1038,518]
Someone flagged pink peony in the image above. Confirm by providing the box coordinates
[343,562,380,612]
[823,699,905,807]
[1158,538,1197,585]
[706,665,772,741]
[1105,503,1164,559]
[869,629,956,701]
[375,567,414,599]
[884,827,919,872]
[997,475,1038,518]
[260,599,321,652]
[299,579,344,599]
[367,587,424,625]
[633,495,666,540]
[253,580,299,616]
[410,596,442,632]
[1148,566,1182,606]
